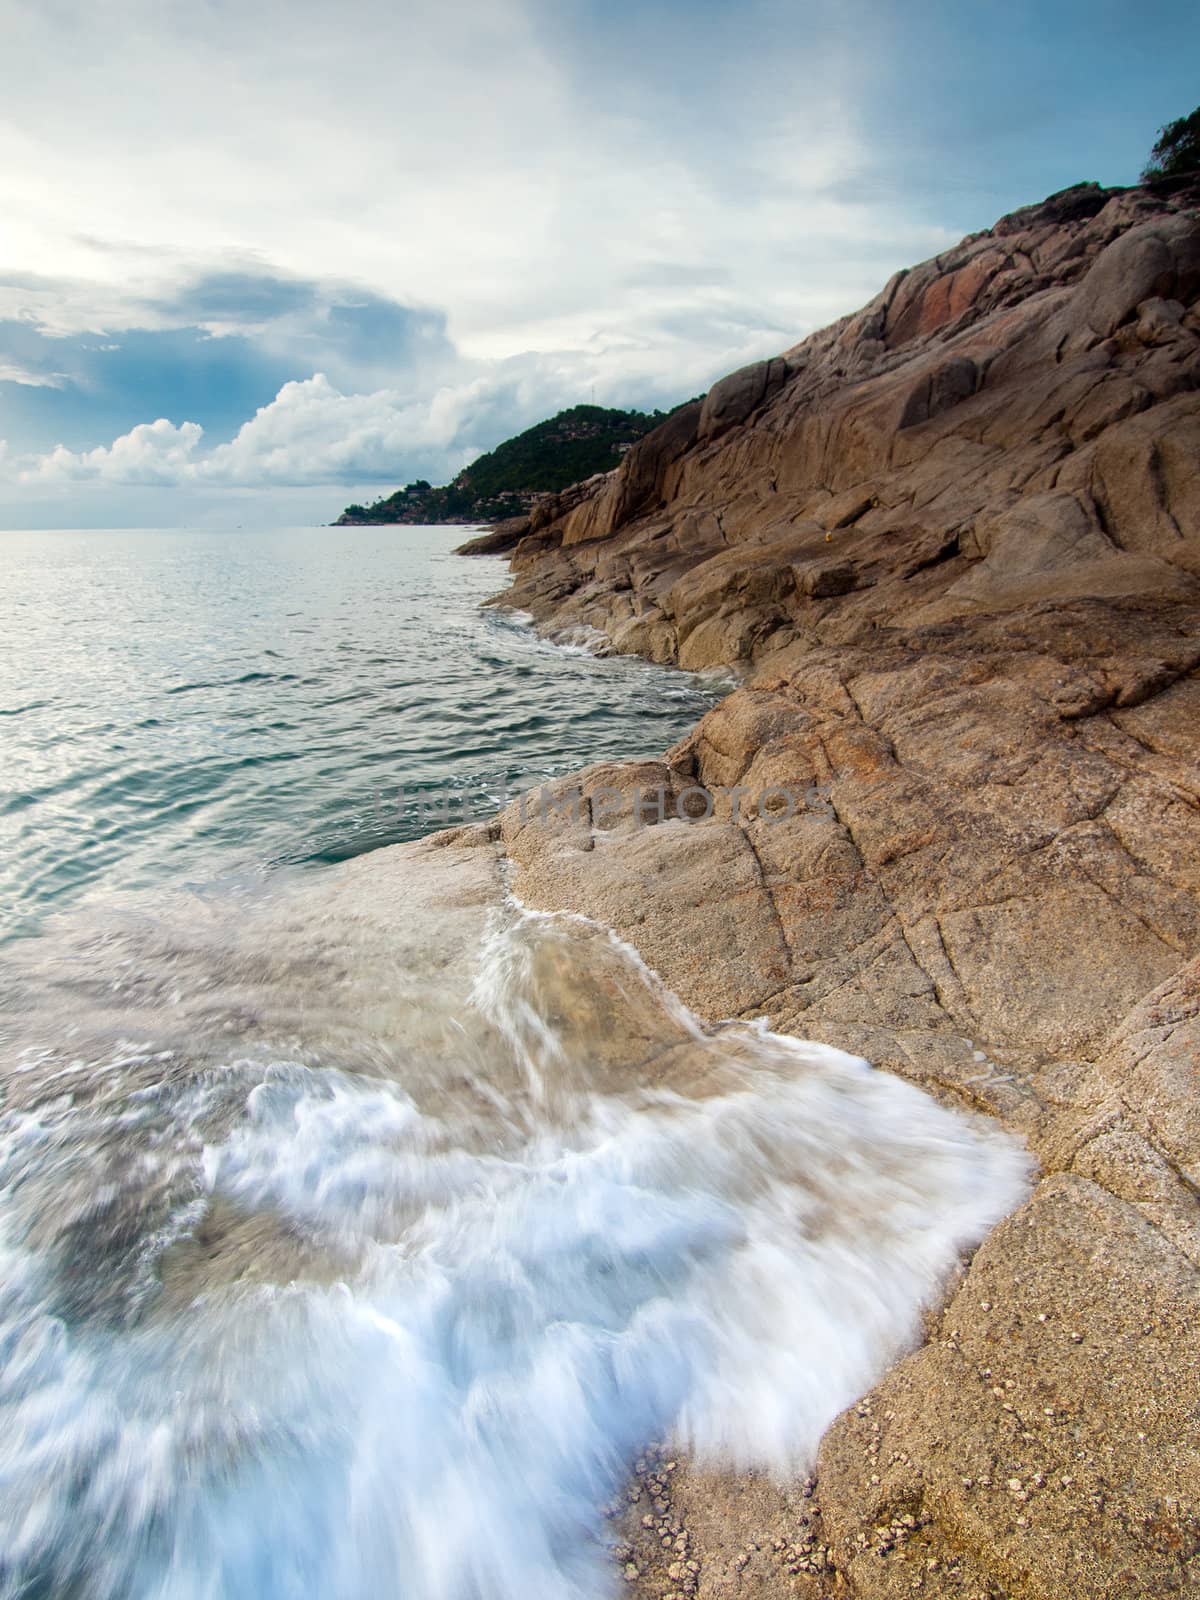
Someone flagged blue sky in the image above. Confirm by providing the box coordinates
[0,0,1195,527]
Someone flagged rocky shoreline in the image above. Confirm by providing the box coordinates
[441,180,1200,1595]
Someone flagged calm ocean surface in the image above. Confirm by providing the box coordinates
[0,524,719,938]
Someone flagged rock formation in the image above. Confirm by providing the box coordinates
[452,180,1200,1596]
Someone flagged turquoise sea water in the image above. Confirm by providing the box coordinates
[0,525,718,938]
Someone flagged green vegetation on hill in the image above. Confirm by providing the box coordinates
[336,404,671,525]
[1142,104,1200,183]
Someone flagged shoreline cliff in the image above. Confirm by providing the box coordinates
[440,179,1200,1596]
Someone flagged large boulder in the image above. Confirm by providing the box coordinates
[697,357,793,443]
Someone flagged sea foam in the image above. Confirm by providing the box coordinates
[0,873,1031,1599]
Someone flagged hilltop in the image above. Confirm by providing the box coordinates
[333,404,678,526]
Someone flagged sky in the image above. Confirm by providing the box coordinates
[0,0,1196,528]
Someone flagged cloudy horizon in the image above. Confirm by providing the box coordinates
[1,0,1195,528]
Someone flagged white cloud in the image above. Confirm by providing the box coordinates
[5,376,517,489]
[0,362,65,388]
[7,303,789,496]
[22,418,204,485]
[0,0,950,359]
[203,376,421,485]
[0,0,1027,525]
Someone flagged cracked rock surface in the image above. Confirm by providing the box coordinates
[452,179,1200,1596]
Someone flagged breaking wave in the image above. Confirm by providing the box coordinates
[0,859,1030,1599]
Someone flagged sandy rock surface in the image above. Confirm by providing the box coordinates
[453,178,1200,1596]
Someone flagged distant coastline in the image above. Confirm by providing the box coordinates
[331,402,695,527]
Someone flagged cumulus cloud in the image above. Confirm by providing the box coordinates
[22,419,204,485]
[5,358,662,493]
[3,377,487,489]
[8,288,792,497]
[203,376,414,485]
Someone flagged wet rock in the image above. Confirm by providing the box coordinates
[464,179,1200,1598]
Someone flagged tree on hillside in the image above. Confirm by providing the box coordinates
[1142,105,1200,182]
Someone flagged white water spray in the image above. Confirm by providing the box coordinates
[0,857,1031,1599]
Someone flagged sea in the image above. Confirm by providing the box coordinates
[0,525,1029,1599]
